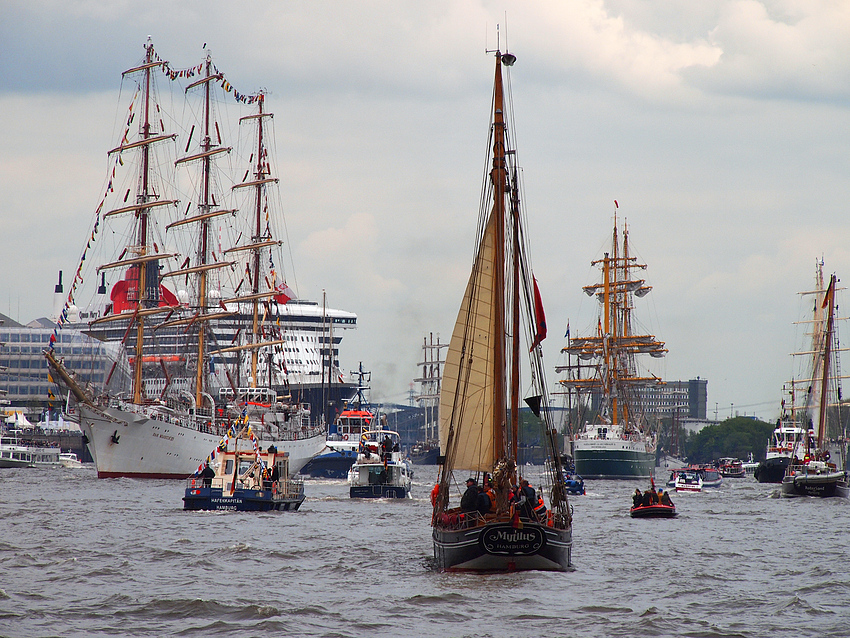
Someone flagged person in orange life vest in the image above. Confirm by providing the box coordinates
[477,476,495,515]
[533,495,547,519]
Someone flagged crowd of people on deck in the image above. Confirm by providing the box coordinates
[632,487,674,508]
[456,474,547,521]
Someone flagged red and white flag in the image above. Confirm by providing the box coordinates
[274,282,296,304]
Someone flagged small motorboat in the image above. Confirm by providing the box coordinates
[674,471,703,492]
[700,467,723,488]
[348,430,412,498]
[562,471,586,495]
[668,466,719,489]
[717,457,745,478]
[630,503,677,518]
[59,452,83,468]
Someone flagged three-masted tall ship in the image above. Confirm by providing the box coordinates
[557,215,665,479]
[46,41,344,478]
[779,261,849,497]
[431,50,572,572]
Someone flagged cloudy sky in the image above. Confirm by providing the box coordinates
[2,1,850,419]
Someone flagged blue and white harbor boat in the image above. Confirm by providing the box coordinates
[183,424,305,512]
[348,430,412,498]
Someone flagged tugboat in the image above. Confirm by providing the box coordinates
[755,418,806,483]
[183,422,305,511]
[348,430,412,498]
[299,364,376,479]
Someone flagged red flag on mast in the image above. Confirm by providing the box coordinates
[530,276,547,351]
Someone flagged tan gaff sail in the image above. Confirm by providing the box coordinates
[439,211,500,473]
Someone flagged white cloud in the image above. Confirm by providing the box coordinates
[2,1,850,416]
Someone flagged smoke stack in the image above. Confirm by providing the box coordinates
[51,271,64,323]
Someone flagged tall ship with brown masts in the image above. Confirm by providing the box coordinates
[431,49,572,572]
[45,40,355,478]
[556,213,665,479]
[778,261,849,497]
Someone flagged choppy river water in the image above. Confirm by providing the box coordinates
[1,464,848,637]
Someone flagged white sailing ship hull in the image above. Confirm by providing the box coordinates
[80,404,325,479]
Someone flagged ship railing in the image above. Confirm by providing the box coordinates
[274,478,304,500]
[435,506,571,532]
[185,476,213,489]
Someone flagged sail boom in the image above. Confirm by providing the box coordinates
[791,347,850,356]
[108,133,176,155]
[210,339,285,355]
[89,306,179,325]
[175,147,231,165]
[166,209,237,229]
[223,240,282,254]
[222,291,282,304]
[232,177,279,190]
[122,61,167,76]
[104,199,178,218]
[239,112,274,122]
[185,74,223,91]
[155,311,234,330]
[160,262,234,278]
[98,253,178,271]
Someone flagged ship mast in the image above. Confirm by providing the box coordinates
[173,52,235,408]
[490,51,508,463]
[559,210,666,430]
[817,274,836,451]
[222,94,283,391]
[193,54,216,406]
[250,95,269,387]
[130,43,156,404]
[114,40,177,405]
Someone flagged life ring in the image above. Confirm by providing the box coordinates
[343,434,349,441]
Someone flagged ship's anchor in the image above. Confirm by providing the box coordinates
[111,430,120,444]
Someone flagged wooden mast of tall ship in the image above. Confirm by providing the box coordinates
[159,50,235,407]
[431,49,571,572]
[103,40,178,405]
[222,93,285,390]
